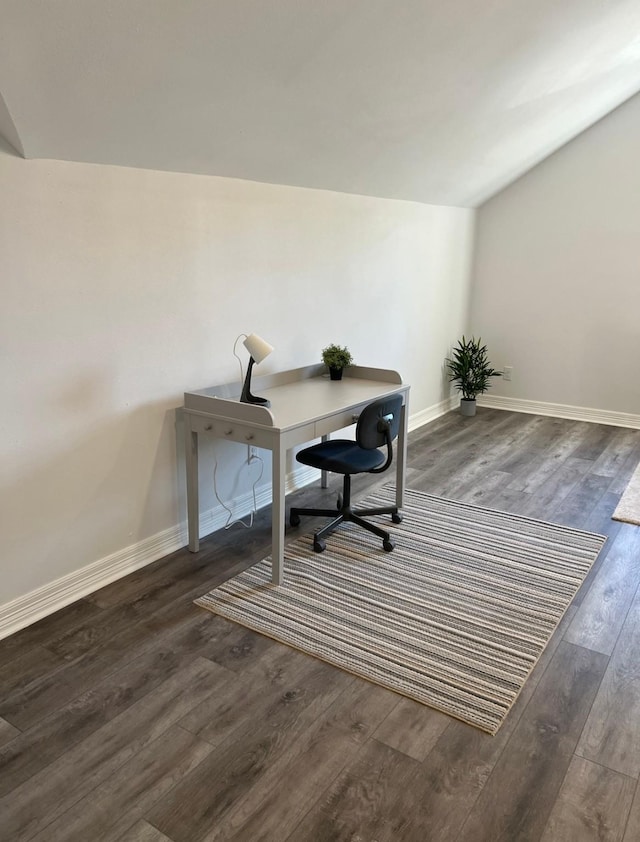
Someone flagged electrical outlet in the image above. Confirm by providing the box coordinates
[249,445,258,460]
[503,366,513,382]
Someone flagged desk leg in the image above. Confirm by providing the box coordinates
[321,434,329,488]
[185,424,200,552]
[396,402,408,509]
[271,439,286,584]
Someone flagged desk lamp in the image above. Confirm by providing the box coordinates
[240,333,274,407]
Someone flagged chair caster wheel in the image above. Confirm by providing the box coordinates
[290,512,301,527]
[392,512,403,524]
[383,538,395,552]
[313,538,326,553]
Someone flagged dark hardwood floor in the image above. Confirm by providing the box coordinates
[2,408,640,841]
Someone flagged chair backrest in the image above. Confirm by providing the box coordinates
[356,395,403,451]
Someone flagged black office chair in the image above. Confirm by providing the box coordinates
[289,395,404,553]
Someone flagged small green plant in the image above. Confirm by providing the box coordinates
[321,343,354,370]
[446,336,501,400]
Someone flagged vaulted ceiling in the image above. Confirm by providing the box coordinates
[1,1,640,207]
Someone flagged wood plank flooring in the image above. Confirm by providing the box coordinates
[1,408,640,841]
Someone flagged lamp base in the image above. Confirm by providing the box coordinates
[241,394,271,408]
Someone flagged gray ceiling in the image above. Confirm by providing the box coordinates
[2,0,640,207]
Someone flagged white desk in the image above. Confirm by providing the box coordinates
[183,364,410,583]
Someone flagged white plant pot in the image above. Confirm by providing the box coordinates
[460,398,477,417]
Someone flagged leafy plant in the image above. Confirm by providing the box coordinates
[321,343,354,370]
[446,336,502,400]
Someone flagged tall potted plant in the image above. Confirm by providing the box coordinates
[446,336,502,416]
[321,343,354,380]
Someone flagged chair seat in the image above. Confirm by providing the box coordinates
[296,439,386,475]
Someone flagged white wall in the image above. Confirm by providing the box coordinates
[471,91,640,419]
[0,143,474,622]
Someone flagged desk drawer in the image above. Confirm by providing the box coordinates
[315,407,363,438]
[189,414,273,449]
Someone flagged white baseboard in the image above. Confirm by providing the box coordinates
[0,398,456,641]
[408,396,458,431]
[477,394,640,429]
[0,523,186,642]
[0,463,319,641]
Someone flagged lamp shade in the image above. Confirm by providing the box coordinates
[243,333,274,364]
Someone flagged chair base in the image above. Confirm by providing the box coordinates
[289,475,402,553]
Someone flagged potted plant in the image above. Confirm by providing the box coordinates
[321,343,354,380]
[446,335,502,416]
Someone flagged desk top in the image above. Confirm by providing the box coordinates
[184,364,409,433]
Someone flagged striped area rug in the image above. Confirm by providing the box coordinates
[196,487,606,734]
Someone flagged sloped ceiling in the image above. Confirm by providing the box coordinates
[1,0,640,207]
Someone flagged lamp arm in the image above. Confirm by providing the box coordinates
[240,356,271,406]
[240,356,256,403]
